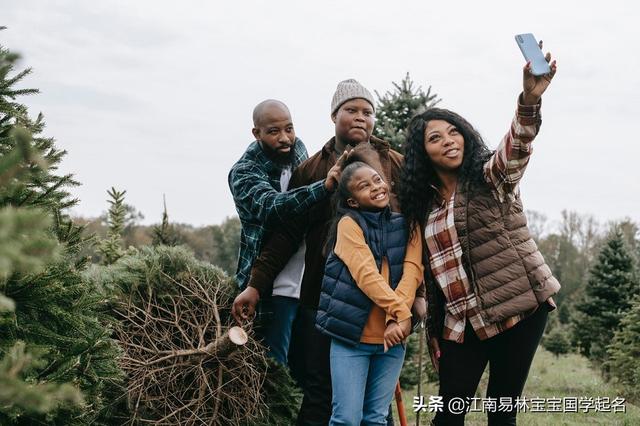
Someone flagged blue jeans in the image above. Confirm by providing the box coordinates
[261,295,299,365]
[329,339,406,426]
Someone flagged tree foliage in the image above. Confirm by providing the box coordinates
[572,230,639,363]
[0,33,122,424]
[151,194,182,247]
[606,296,640,401]
[374,72,440,153]
[98,187,127,265]
[543,326,572,357]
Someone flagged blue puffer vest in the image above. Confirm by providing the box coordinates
[316,207,409,346]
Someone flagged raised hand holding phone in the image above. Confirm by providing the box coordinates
[515,35,557,104]
[516,33,551,76]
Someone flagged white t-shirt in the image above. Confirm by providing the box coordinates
[271,166,306,299]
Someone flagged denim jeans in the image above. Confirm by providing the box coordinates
[329,339,406,426]
[261,295,299,365]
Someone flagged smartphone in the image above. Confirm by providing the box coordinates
[515,33,551,76]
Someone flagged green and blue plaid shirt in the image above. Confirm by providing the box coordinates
[228,138,328,288]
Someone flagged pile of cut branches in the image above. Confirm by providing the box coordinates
[98,246,270,425]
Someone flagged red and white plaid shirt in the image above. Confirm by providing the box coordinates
[425,98,548,343]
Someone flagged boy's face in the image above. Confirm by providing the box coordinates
[347,166,389,210]
[252,105,296,161]
[332,98,375,146]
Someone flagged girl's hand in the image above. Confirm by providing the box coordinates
[522,40,557,105]
[384,319,412,351]
[383,321,404,352]
[428,337,441,373]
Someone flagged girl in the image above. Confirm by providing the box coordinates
[316,157,424,425]
[399,46,559,425]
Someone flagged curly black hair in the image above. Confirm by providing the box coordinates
[399,108,493,233]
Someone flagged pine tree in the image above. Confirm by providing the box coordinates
[0,127,84,416]
[572,230,639,363]
[98,187,126,264]
[374,72,441,153]
[89,245,301,425]
[543,326,571,357]
[211,216,241,275]
[0,33,123,424]
[606,296,640,400]
[151,194,182,246]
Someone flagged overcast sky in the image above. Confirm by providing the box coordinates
[3,1,639,230]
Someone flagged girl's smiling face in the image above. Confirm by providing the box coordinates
[424,119,465,173]
[346,166,389,210]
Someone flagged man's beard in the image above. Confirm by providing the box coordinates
[265,144,295,165]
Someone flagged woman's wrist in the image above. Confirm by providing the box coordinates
[521,92,541,106]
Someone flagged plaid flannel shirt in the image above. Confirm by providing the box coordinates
[228,138,329,288]
[425,97,542,343]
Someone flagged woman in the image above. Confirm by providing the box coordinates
[399,46,559,425]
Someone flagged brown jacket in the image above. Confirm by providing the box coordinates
[426,181,560,339]
[248,136,408,309]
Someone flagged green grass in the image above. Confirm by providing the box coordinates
[394,347,640,425]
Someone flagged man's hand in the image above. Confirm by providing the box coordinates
[383,318,411,352]
[324,149,352,192]
[411,296,426,322]
[522,40,557,105]
[428,337,441,373]
[231,286,260,324]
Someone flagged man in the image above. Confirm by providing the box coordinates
[228,99,340,364]
[234,80,426,425]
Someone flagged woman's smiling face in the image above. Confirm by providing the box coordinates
[423,119,465,173]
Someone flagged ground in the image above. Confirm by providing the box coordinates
[395,347,640,425]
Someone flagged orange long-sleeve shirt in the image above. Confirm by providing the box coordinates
[333,216,424,344]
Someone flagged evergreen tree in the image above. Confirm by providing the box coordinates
[211,216,241,274]
[151,194,182,246]
[572,230,639,363]
[98,187,126,264]
[543,326,571,357]
[374,72,441,153]
[0,33,122,424]
[0,127,83,417]
[606,296,640,400]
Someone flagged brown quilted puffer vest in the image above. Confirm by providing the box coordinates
[452,182,561,324]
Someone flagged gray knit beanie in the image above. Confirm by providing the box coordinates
[330,79,375,115]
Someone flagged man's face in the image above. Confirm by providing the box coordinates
[332,98,375,146]
[252,105,296,161]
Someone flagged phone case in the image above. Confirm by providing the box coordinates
[515,33,551,76]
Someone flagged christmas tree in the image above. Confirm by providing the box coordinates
[374,72,441,153]
[0,127,83,418]
[98,187,126,265]
[151,194,183,247]
[572,230,639,363]
[606,296,640,400]
[0,32,122,424]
